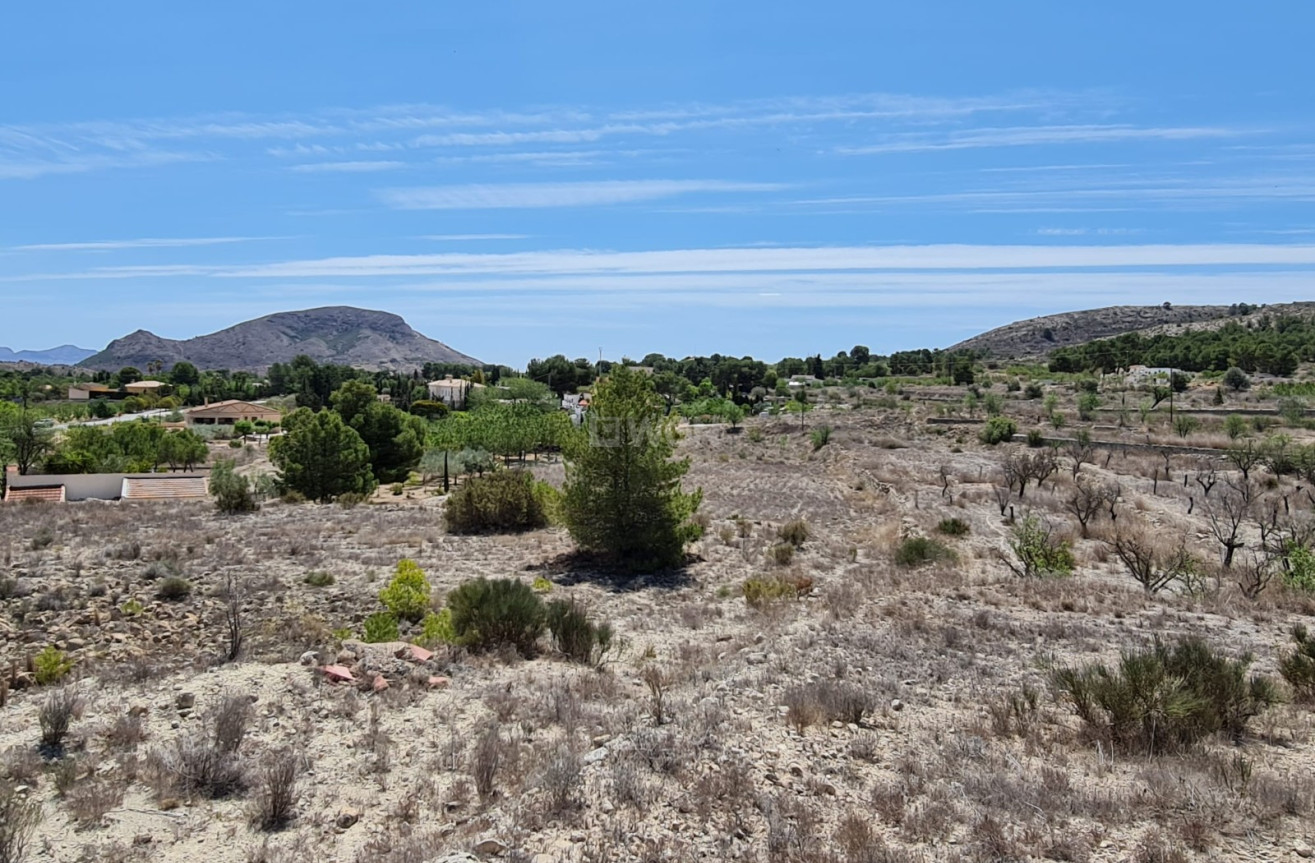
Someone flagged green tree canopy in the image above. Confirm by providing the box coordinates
[562,365,702,572]
[270,409,376,502]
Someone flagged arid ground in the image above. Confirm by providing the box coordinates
[3,391,1314,863]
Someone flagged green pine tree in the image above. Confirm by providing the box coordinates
[562,365,702,572]
[270,408,376,502]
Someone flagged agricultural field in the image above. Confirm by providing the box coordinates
[2,379,1315,863]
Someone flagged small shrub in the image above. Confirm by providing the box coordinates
[0,785,42,863]
[39,687,80,749]
[33,645,74,685]
[472,722,501,800]
[979,416,1017,445]
[303,571,335,587]
[362,612,399,644]
[742,574,812,609]
[531,576,554,592]
[769,543,795,565]
[1024,382,1044,399]
[894,536,955,568]
[336,492,367,509]
[444,471,546,534]
[546,599,615,666]
[446,578,545,657]
[390,483,404,496]
[418,609,456,647]
[251,749,300,831]
[1279,625,1315,703]
[1052,637,1279,752]
[1026,429,1046,447]
[936,517,970,537]
[155,577,191,602]
[159,734,247,799]
[29,527,54,551]
[810,425,833,451]
[777,519,808,547]
[378,559,431,623]
[783,680,875,731]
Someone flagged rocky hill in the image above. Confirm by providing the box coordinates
[83,306,480,373]
[0,344,96,365]
[949,303,1260,358]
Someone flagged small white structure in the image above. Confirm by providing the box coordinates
[1124,365,1175,384]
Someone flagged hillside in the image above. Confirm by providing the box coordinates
[0,344,96,365]
[948,304,1243,358]
[83,306,480,373]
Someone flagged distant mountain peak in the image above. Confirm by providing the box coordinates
[0,344,98,366]
[84,306,480,373]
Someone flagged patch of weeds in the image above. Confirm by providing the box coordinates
[894,536,955,568]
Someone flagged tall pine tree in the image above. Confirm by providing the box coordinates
[562,365,702,572]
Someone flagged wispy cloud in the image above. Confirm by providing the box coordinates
[419,234,530,241]
[27,242,1315,282]
[837,124,1246,155]
[11,236,281,252]
[289,160,405,173]
[378,180,785,210]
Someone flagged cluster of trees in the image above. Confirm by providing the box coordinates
[1049,315,1310,375]
[46,423,208,473]
[270,380,429,500]
[0,403,208,475]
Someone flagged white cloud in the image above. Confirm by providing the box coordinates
[378,179,785,210]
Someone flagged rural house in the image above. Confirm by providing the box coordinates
[185,399,282,426]
[427,376,480,409]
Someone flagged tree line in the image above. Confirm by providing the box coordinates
[1048,315,1311,376]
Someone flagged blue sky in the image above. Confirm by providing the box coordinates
[2,2,1313,366]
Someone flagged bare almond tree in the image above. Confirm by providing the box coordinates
[1110,527,1194,594]
[1065,475,1119,538]
[1205,479,1260,569]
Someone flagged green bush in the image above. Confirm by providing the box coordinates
[1005,516,1074,578]
[303,571,335,587]
[1052,637,1279,752]
[894,536,955,567]
[936,517,970,537]
[979,416,1017,445]
[1280,625,1315,703]
[810,425,833,451]
[769,543,795,565]
[545,599,614,666]
[210,459,258,514]
[33,645,75,685]
[446,578,545,656]
[363,612,399,644]
[532,481,565,526]
[378,559,431,623]
[444,470,547,534]
[1023,383,1044,399]
[418,609,456,647]
[155,577,192,602]
[1025,429,1046,447]
[1282,543,1315,592]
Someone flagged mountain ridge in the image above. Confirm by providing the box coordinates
[948,302,1314,359]
[0,344,97,365]
[83,306,480,373]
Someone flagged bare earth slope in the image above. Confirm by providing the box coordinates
[84,306,481,373]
